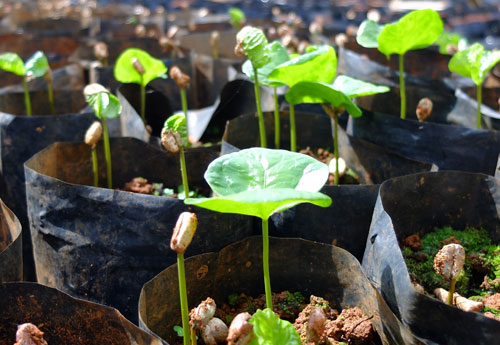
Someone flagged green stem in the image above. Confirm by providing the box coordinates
[289,103,297,152]
[253,65,267,148]
[47,79,55,115]
[447,278,457,305]
[181,88,190,146]
[179,147,190,199]
[477,83,482,129]
[262,218,272,309]
[101,118,112,189]
[190,328,197,345]
[273,87,280,149]
[22,77,32,116]
[140,78,146,125]
[399,54,406,119]
[333,112,339,185]
[91,148,99,187]
[177,252,191,345]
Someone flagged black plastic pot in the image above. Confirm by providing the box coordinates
[139,236,419,345]
[0,199,22,283]
[222,111,433,185]
[24,137,254,323]
[362,171,500,345]
[0,90,94,280]
[347,110,500,175]
[0,282,164,345]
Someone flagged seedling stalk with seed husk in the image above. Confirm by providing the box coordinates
[114,48,167,126]
[185,148,331,309]
[170,66,191,145]
[235,26,271,148]
[0,51,50,116]
[84,84,122,189]
[171,212,198,345]
[161,113,190,199]
[433,243,465,305]
[285,76,388,184]
[84,121,103,187]
[356,9,443,119]
[448,42,500,129]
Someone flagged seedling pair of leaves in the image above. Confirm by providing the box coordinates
[356,9,444,119]
[448,42,500,129]
[114,48,167,126]
[84,84,122,189]
[0,51,52,116]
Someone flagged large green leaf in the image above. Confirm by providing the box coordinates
[185,148,331,220]
[242,41,290,87]
[332,75,389,98]
[378,9,443,57]
[247,309,301,345]
[164,113,187,145]
[0,53,25,76]
[24,51,49,78]
[448,42,500,85]
[237,26,270,69]
[114,48,167,86]
[356,20,384,48]
[86,91,122,120]
[267,45,336,86]
[285,81,362,117]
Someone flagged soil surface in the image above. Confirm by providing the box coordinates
[122,177,206,198]
[299,147,359,185]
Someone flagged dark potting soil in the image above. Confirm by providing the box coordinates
[175,292,379,345]
[401,226,500,321]
[299,147,360,185]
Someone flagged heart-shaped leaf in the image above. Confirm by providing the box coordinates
[0,52,25,76]
[185,148,331,220]
[242,41,290,87]
[267,45,336,86]
[285,81,362,117]
[85,90,122,120]
[114,48,167,86]
[237,26,270,69]
[377,9,443,58]
[448,42,500,85]
[356,20,384,48]
[25,51,49,78]
[332,75,389,98]
[248,308,301,345]
[164,113,187,145]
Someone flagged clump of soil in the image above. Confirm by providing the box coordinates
[212,292,379,345]
[123,177,154,194]
[294,296,376,345]
[122,177,204,198]
[299,147,359,185]
[402,226,500,320]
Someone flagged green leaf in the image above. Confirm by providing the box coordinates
[24,51,49,78]
[228,7,245,28]
[377,9,443,57]
[267,45,337,86]
[248,309,301,345]
[86,91,122,119]
[242,41,290,87]
[114,48,167,86]
[448,42,500,85]
[163,113,187,147]
[285,81,362,117]
[185,148,331,220]
[356,20,384,48]
[237,26,270,69]
[332,75,390,98]
[435,31,467,55]
[0,52,25,76]
[173,325,184,337]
